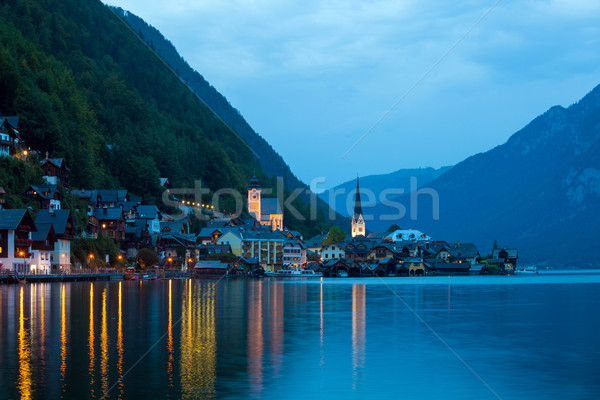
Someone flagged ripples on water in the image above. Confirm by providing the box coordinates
[0,272,599,399]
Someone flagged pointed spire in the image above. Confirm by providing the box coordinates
[353,176,362,218]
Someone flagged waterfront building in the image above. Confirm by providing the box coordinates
[0,209,36,274]
[30,223,56,274]
[217,230,243,256]
[35,209,75,271]
[321,242,345,261]
[282,240,306,268]
[240,230,285,270]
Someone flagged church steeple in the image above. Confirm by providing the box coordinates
[351,176,365,238]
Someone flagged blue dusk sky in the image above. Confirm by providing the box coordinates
[106,0,600,189]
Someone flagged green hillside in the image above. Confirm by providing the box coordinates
[0,0,329,236]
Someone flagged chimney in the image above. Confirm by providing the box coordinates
[103,207,108,214]
[45,151,49,160]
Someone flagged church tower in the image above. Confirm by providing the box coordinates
[248,175,262,221]
[351,176,365,237]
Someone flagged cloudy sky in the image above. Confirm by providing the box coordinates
[106,0,600,188]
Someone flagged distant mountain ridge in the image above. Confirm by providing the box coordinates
[320,166,452,217]
[368,84,600,266]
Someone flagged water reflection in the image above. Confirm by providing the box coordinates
[167,279,174,389]
[352,284,366,388]
[89,283,95,397]
[60,284,68,393]
[18,287,32,400]
[117,281,124,398]
[180,280,217,399]
[101,288,109,396]
[247,280,264,397]
[269,282,284,378]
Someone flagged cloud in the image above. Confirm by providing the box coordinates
[106,0,600,185]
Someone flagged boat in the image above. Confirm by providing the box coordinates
[515,266,538,274]
[265,268,323,277]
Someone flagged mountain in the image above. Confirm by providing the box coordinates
[110,6,350,233]
[0,0,332,236]
[320,166,451,218]
[368,84,600,267]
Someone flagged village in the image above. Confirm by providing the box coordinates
[0,115,519,280]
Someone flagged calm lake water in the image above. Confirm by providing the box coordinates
[1,273,599,399]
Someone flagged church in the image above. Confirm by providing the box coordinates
[351,176,366,237]
[247,176,283,231]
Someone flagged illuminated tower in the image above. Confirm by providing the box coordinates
[351,176,365,237]
[248,175,262,221]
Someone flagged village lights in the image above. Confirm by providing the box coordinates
[168,257,172,263]
[118,255,123,260]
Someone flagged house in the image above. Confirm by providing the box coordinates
[158,233,198,261]
[160,178,171,191]
[490,247,519,272]
[0,116,21,157]
[0,209,37,274]
[282,241,306,267]
[321,242,345,262]
[97,189,128,208]
[305,234,326,255]
[469,263,487,275]
[30,223,57,274]
[431,262,471,275]
[369,243,397,262]
[40,154,69,187]
[447,242,480,264]
[35,209,75,271]
[344,237,374,262]
[240,230,286,270]
[92,208,125,241]
[193,260,230,277]
[25,184,62,211]
[322,259,349,277]
[348,260,374,277]
[124,219,151,258]
[159,219,188,235]
[136,205,161,234]
[402,258,429,276]
[116,201,138,219]
[247,176,283,231]
[373,257,399,277]
[217,230,243,255]
[198,244,232,259]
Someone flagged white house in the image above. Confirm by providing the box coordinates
[31,223,56,274]
[0,209,36,274]
[321,242,345,262]
[282,241,307,267]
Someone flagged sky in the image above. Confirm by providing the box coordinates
[106,0,600,189]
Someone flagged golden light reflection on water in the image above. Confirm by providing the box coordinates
[60,284,67,393]
[167,279,174,388]
[18,286,32,400]
[101,288,109,396]
[269,282,283,377]
[180,280,216,399]
[117,281,124,398]
[352,284,366,389]
[248,281,264,396]
[89,283,95,397]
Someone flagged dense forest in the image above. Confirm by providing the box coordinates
[0,0,331,236]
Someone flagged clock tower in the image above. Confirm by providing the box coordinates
[351,176,365,237]
[248,175,262,221]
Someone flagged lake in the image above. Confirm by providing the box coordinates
[1,272,599,399]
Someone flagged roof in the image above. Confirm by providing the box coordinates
[469,264,486,272]
[71,189,98,202]
[28,184,58,200]
[305,234,326,248]
[241,230,286,241]
[492,247,519,259]
[0,116,19,130]
[116,201,138,213]
[194,261,228,270]
[353,176,363,218]
[248,175,261,190]
[35,209,72,235]
[41,158,68,170]
[448,243,479,259]
[0,209,32,230]
[323,259,347,268]
[92,207,123,221]
[160,219,186,233]
[160,178,169,187]
[261,197,282,215]
[31,223,55,242]
[137,205,160,219]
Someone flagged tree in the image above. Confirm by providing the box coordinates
[386,224,401,233]
[137,248,159,269]
[324,226,346,245]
